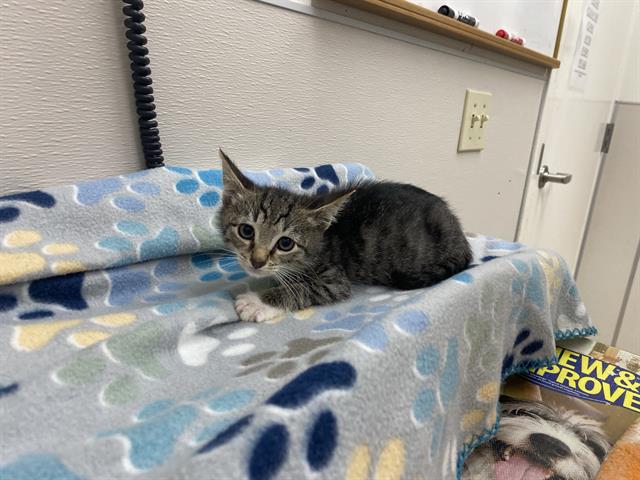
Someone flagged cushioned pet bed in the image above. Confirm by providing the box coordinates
[0,164,596,480]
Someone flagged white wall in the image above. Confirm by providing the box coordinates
[0,1,142,191]
[0,0,548,239]
[617,9,640,103]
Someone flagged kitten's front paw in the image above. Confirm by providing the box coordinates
[234,292,284,323]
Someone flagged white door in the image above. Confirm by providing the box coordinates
[618,261,640,354]
[575,102,640,349]
[517,0,639,272]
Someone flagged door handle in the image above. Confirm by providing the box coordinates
[538,165,573,188]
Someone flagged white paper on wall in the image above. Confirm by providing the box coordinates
[569,0,600,91]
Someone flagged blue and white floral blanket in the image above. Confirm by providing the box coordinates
[0,163,595,480]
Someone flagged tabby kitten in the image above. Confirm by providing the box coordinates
[218,150,472,322]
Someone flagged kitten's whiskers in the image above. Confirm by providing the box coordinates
[279,265,319,284]
[274,271,300,310]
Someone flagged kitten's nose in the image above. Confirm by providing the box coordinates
[251,248,268,269]
[250,258,267,269]
[251,247,269,270]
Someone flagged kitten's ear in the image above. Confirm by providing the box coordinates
[219,148,254,193]
[310,189,354,229]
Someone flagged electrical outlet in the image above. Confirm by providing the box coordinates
[458,89,492,152]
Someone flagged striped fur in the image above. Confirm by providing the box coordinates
[219,150,472,311]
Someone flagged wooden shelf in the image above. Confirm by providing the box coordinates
[336,0,561,69]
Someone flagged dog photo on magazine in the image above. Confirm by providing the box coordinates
[462,339,640,480]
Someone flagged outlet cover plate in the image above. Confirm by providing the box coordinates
[458,89,492,152]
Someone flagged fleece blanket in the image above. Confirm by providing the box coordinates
[0,163,596,480]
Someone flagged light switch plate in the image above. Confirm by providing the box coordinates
[458,89,492,152]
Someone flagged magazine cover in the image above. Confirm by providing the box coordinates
[462,339,640,480]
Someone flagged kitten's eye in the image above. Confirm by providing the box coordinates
[238,223,254,240]
[277,236,295,252]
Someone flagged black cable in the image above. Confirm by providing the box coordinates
[122,0,164,168]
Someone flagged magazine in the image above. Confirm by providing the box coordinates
[462,338,640,480]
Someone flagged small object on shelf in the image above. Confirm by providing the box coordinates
[496,28,526,46]
[437,5,479,27]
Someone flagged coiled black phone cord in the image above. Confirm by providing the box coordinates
[122,0,164,168]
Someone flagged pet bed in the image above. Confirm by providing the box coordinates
[0,163,596,480]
